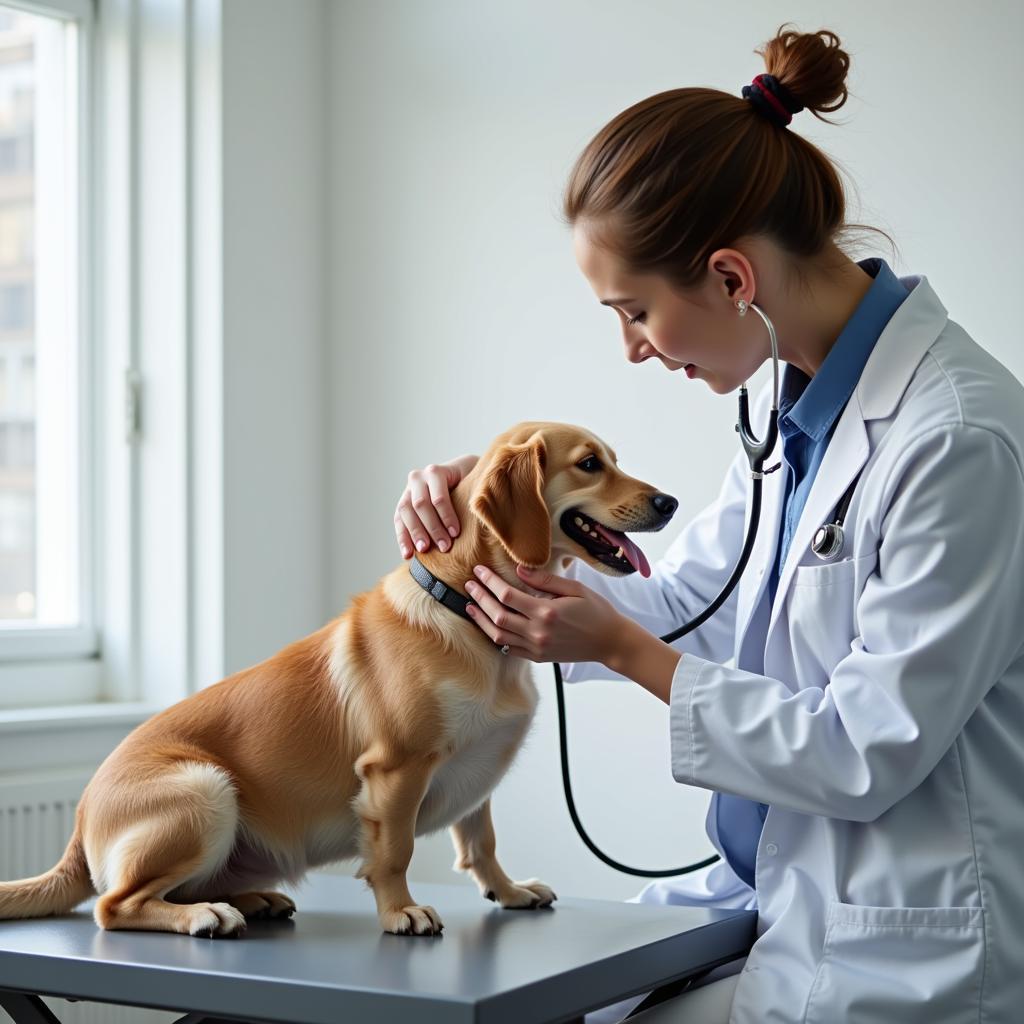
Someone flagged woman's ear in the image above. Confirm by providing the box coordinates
[470,436,550,567]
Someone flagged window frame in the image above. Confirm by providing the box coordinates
[1,1,91,20]
[0,0,231,778]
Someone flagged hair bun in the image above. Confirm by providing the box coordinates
[754,23,851,125]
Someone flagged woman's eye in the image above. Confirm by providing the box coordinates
[626,313,646,326]
[577,455,602,472]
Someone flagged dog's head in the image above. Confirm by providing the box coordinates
[467,421,677,577]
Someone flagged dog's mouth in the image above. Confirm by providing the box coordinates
[559,508,652,578]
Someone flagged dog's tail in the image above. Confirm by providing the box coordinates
[0,824,95,919]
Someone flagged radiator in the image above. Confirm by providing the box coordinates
[0,771,178,1024]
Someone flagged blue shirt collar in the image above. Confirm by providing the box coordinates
[780,257,909,442]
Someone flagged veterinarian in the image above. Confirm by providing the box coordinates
[394,24,1024,1024]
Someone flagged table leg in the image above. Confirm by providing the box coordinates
[620,954,744,1020]
[0,992,63,1024]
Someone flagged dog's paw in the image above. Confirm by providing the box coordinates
[486,878,557,909]
[226,890,297,920]
[379,903,444,936]
[189,901,248,938]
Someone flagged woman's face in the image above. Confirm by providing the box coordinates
[573,224,766,395]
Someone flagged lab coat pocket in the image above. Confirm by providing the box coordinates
[803,899,985,1024]
[787,550,878,681]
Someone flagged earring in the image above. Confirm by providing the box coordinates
[735,299,748,317]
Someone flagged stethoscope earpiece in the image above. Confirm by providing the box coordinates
[736,300,780,473]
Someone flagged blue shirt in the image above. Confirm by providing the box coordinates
[715,257,910,889]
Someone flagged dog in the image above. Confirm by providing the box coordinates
[0,421,676,937]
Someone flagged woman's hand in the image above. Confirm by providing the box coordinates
[463,563,626,665]
[395,453,480,559]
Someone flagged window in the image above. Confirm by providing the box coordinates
[0,0,96,670]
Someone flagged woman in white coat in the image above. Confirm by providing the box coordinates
[394,23,1024,1024]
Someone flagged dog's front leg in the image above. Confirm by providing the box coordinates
[450,797,557,910]
[354,753,443,935]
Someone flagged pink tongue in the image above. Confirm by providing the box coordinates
[593,524,651,579]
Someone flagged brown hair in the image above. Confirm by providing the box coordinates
[561,23,898,297]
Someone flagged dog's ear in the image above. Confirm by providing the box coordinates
[470,435,550,567]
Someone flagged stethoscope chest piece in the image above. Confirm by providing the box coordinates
[811,468,863,560]
[812,523,844,560]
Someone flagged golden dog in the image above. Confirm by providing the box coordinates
[0,421,676,937]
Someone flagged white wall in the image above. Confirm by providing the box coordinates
[315,0,1024,901]
[220,0,329,674]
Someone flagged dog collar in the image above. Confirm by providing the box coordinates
[408,556,475,622]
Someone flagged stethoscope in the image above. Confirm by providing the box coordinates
[553,298,863,877]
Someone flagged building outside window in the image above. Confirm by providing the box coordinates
[0,3,90,650]
[0,9,38,621]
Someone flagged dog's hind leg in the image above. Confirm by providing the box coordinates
[450,797,557,910]
[92,762,247,938]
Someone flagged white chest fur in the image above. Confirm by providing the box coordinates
[415,671,538,836]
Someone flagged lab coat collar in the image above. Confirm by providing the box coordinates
[855,274,949,421]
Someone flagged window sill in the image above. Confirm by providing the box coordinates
[0,701,159,734]
[0,701,160,776]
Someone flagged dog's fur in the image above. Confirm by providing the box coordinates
[0,421,674,937]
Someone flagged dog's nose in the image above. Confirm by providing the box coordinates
[650,493,678,519]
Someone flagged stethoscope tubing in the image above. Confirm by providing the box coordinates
[552,469,768,876]
[554,299,858,877]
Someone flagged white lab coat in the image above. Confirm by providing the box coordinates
[560,272,1024,1023]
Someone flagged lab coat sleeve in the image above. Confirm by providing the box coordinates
[556,439,750,684]
[669,423,1024,823]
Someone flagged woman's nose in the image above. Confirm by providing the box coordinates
[624,334,653,363]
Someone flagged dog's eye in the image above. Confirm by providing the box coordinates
[577,456,602,473]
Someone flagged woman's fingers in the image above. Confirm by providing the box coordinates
[468,565,550,616]
[395,519,415,559]
[465,604,530,657]
[425,465,463,541]
[395,461,466,558]
[464,576,527,633]
[397,487,448,555]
